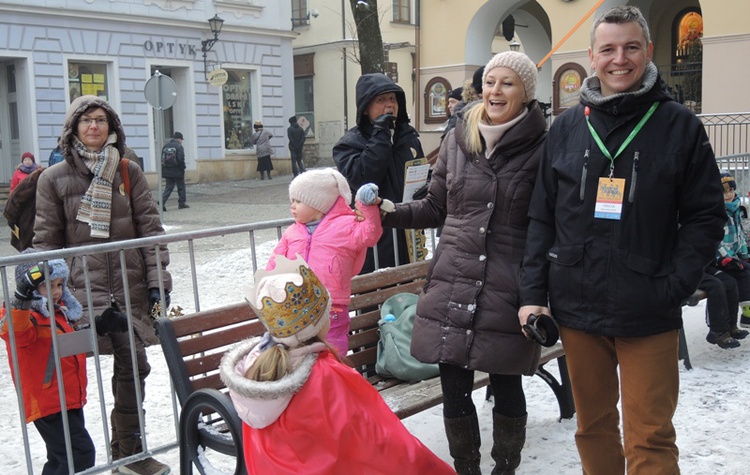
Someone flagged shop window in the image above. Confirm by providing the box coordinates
[294,76,315,137]
[222,69,254,150]
[293,53,315,137]
[393,0,411,24]
[67,62,109,102]
[423,77,450,124]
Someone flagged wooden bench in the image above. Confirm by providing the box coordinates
[155,260,575,475]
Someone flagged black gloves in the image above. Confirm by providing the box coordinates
[15,264,44,301]
[373,114,396,131]
[94,306,129,336]
[523,314,560,347]
[148,288,171,319]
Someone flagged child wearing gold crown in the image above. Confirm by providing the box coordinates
[220,256,455,474]
[266,168,383,355]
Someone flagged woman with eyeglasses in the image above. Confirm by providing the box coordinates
[33,95,172,475]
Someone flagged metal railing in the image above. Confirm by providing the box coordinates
[0,219,436,474]
[699,112,750,158]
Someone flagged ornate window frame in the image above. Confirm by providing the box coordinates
[423,76,451,124]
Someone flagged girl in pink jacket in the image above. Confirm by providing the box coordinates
[267,168,383,354]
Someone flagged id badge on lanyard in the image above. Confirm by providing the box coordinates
[585,102,658,220]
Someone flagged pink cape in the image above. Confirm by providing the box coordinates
[242,352,455,474]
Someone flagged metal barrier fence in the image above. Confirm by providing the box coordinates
[0,219,436,474]
[699,112,750,158]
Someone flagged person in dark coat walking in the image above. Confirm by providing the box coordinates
[333,73,425,273]
[161,131,188,210]
[519,6,726,473]
[383,52,546,474]
[287,116,307,176]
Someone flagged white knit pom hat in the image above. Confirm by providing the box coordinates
[482,51,538,101]
[288,168,352,213]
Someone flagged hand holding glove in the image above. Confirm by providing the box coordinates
[14,264,44,302]
[148,288,171,319]
[94,306,129,336]
[356,183,380,206]
[373,114,396,131]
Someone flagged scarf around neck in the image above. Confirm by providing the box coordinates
[580,62,659,106]
[75,133,121,238]
[19,163,38,174]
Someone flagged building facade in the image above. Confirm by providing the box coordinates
[291,0,750,159]
[0,0,297,185]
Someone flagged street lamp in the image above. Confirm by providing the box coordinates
[201,14,225,80]
[509,40,521,52]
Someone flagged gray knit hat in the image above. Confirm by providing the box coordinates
[482,51,538,101]
[288,168,352,214]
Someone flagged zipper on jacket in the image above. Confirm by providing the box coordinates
[628,151,639,203]
[580,149,590,201]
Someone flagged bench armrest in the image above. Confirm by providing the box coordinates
[179,388,246,475]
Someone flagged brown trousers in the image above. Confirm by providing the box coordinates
[560,327,680,475]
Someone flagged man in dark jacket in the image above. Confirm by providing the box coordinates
[287,116,307,176]
[333,73,425,273]
[519,6,725,474]
[161,131,188,210]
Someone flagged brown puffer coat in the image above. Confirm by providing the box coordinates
[34,95,171,353]
[383,101,547,375]
[33,147,170,353]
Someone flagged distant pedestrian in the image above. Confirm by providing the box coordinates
[287,116,307,177]
[48,137,64,167]
[10,152,40,193]
[250,120,274,180]
[161,131,189,210]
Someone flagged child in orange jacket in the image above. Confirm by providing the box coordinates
[1,256,95,473]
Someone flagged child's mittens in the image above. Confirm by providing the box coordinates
[14,264,44,302]
[356,183,380,206]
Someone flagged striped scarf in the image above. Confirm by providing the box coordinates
[75,134,120,238]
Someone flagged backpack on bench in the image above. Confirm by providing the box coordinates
[376,293,440,382]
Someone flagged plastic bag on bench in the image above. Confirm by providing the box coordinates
[376,293,440,382]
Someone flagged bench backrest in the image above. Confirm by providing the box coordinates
[155,259,432,407]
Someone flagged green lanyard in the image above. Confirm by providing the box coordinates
[585,101,659,178]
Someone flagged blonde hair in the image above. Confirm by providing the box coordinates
[462,101,489,155]
[244,336,345,382]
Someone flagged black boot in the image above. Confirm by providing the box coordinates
[444,414,482,475]
[490,412,527,475]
